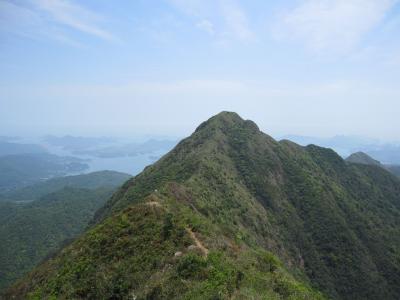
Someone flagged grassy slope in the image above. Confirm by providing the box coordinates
[0,171,131,291]
[5,112,400,300]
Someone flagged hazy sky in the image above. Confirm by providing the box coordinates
[1,0,400,140]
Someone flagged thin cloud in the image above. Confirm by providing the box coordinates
[0,1,82,47]
[0,0,115,45]
[220,0,255,42]
[274,0,398,54]
[33,0,115,41]
[196,19,215,35]
[169,0,255,42]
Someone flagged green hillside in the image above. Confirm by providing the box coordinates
[5,112,400,300]
[0,171,130,291]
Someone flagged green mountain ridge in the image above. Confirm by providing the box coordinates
[345,151,400,178]
[345,151,381,166]
[4,112,400,300]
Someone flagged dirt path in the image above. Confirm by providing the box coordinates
[186,228,209,257]
[146,201,162,207]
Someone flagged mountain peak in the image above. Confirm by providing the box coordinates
[195,111,259,134]
[346,151,381,166]
[213,111,242,120]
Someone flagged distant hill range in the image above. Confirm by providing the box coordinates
[0,153,89,193]
[5,112,400,300]
[1,170,132,202]
[43,135,177,158]
[0,141,46,157]
[0,171,131,291]
[283,135,400,165]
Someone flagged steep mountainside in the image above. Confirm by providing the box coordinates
[5,112,400,300]
[0,171,130,291]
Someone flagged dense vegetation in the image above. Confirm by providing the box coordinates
[5,193,324,300]
[4,112,400,300]
[0,171,130,291]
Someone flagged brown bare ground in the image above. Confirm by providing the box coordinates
[186,228,209,257]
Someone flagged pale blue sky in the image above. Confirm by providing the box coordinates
[1,0,400,140]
